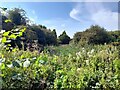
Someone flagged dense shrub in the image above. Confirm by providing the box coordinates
[73,25,111,45]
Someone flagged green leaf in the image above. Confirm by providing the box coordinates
[0,63,5,70]
[0,74,4,77]
[1,37,6,43]
[20,27,26,32]
[7,44,11,46]
[19,32,23,36]
[9,34,17,39]
[3,31,10,37]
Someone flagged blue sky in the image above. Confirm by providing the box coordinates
[0,2,118,37]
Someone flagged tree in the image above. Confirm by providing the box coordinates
[43,29,57,45]
[8,8,27,25]
[73,32,82,44]
[52,29,57,45]
[108,31,120,42]
[84,25,111,44]
[52,29,57,39]
[26,25,46,45]
[2,15,14,31]
[73,25,111,45]
[58,31,71,44]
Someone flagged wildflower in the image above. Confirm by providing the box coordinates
[82,48,85,53]
[39,60,45,64]
[77,68,81,72]
[15,28,19,31]
[7,64,14,68]
[0,30,5,34]
[33,57,37,60]
[86,60,89,65]
[91,49,94,54]
[77,68,84,72]
[23,59,30,67]
[96,83,100,86]
[6,40,11,43]
[76,52,81,56]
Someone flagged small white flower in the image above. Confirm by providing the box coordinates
[76,52,81,56]
[6,40,11,43]
[15,28,19,31]
[87,52,90,55]
[91,49,94,54]
[86,60,89,65]
[7,64,14,68]
[0,30,5,34]
[77,68,81,72]
[23,59,30,67]
[33,57,36,60]
[96,83,100,86]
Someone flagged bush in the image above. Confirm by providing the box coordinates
[73,25,111,45]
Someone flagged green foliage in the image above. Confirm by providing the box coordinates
[0,7,120,89]
[8,8,27,25]
[1,24,27,51]
[73,25,111,45]
[58,31,71,44]
[25,25,57,46]
[108,31,120,42]
[73,32,82,44]
[0,44,120,89]
[2,16,14,31]
[45,29,57,45]
[26,25,46,45]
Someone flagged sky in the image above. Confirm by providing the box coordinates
[0,1,119,38]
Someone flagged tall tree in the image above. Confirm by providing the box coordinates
[58,31,71,44]
[8,8,27,25]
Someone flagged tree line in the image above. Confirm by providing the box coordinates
[0,7,120,51]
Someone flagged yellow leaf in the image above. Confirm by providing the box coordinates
[4,19,12,23]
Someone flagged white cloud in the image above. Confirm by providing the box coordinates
[91,9,118,30]
[69,2,118,30]
[70,8,80,21]
[69,4,84,22]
